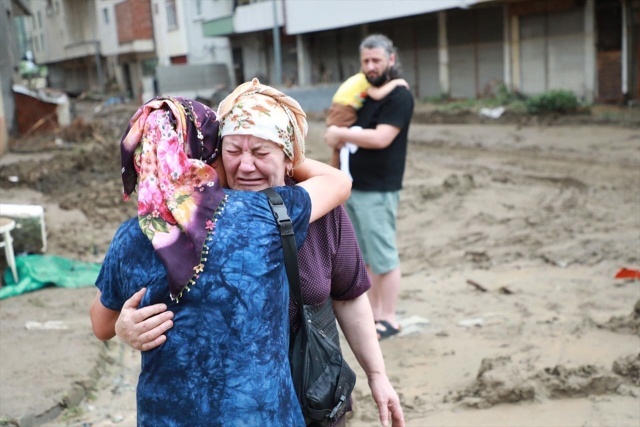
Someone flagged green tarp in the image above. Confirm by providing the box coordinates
[1,255,100,300]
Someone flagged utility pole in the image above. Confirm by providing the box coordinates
[94,40,104,93]
[272,0,282,86]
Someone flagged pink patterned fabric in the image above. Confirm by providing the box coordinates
[120,97,224,301]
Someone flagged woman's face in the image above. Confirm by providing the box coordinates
[221,134,291,191]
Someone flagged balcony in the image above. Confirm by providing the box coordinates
[233,0,283,34]
[64,40,99,60]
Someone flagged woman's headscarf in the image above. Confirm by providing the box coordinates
[217,78,307,167]
[120,97,225,301]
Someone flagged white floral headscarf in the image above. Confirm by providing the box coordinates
[217,78,307,167]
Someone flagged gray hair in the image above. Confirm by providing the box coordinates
[359,34,402,78]
[359,34,395,57]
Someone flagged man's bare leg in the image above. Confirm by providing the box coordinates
[366,265,381,320]
[367,265,401,330]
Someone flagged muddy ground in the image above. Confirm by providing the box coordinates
[0,101,639,426]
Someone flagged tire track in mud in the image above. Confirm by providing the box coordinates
[398,134,639,277]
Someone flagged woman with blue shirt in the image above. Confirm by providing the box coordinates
[89,81,351,426]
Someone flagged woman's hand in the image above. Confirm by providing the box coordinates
[333,296,405,426]
[115,288,174,351]
[368,373,405,427]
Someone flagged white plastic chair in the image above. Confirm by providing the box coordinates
[0,217,18,284]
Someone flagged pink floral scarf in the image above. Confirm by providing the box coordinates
[120,97,225,301]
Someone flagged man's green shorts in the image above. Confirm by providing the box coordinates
[345,190,400,275]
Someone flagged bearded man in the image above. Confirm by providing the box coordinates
[324,34,414,341]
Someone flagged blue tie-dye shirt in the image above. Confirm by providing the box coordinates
[96,187,310,426]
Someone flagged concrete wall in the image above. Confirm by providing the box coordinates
[150,0,234,87]
[96,0,119,57]
[151,0,188,65]
[234,0,283,33]
[183,0,233,69]
[234,34,269,83]
[0,78,7,156]
[284,0,494,35]
[156,63,230,99]
[414,14,440,100]
[281,84,340,114]
[305,28,363,84]
[547,7,585,94]
[282,0,607,103]
[296,6,503,101]
[1,0,23,139]
[519,5,586,97]
[47,57,103,96]
[31,0,99,65]
[448,7,504,99]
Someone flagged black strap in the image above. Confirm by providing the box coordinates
[261,188,307,330]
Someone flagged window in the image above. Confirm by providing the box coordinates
[170,55,187,64]
[40,34,45,52]
[166,0,178,30]
[103,8,109,24]
[242,0,268,4]
[37,11,42,28]
[141,58,158,76]
[195,0,202,16]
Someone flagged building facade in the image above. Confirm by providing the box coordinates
[97,0,156,103]
[215,0,638,104]
[13,0,640,114]
[28,0,105,96]
[0,0,31,152]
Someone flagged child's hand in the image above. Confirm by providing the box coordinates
[324,125,345,150]
[367,78,410,100]
[394,78,409,88]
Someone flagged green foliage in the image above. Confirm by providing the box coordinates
[507,100,529,114]
[494,83,521,105]
[423,93,449,104]
[420,85,585,117]
[59,406,83,422]
[524,90,579,114]
[19,61,46,79]
[422,83,525,111]
[440,99,477,111]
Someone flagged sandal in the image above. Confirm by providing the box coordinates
[375,320,401,341]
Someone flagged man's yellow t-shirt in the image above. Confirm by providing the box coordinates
[331,73,370,110]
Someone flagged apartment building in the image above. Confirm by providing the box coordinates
[203,0,289,86]
[148,0,233,102]
[28,0,103,96]
[97,0,155,103]
[215,0,638,104]
[16,0,639,108]
[25,0,154,102]
[24,0,234,103]
[0,0,31,151]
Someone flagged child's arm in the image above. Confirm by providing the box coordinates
[367,78,409,100]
